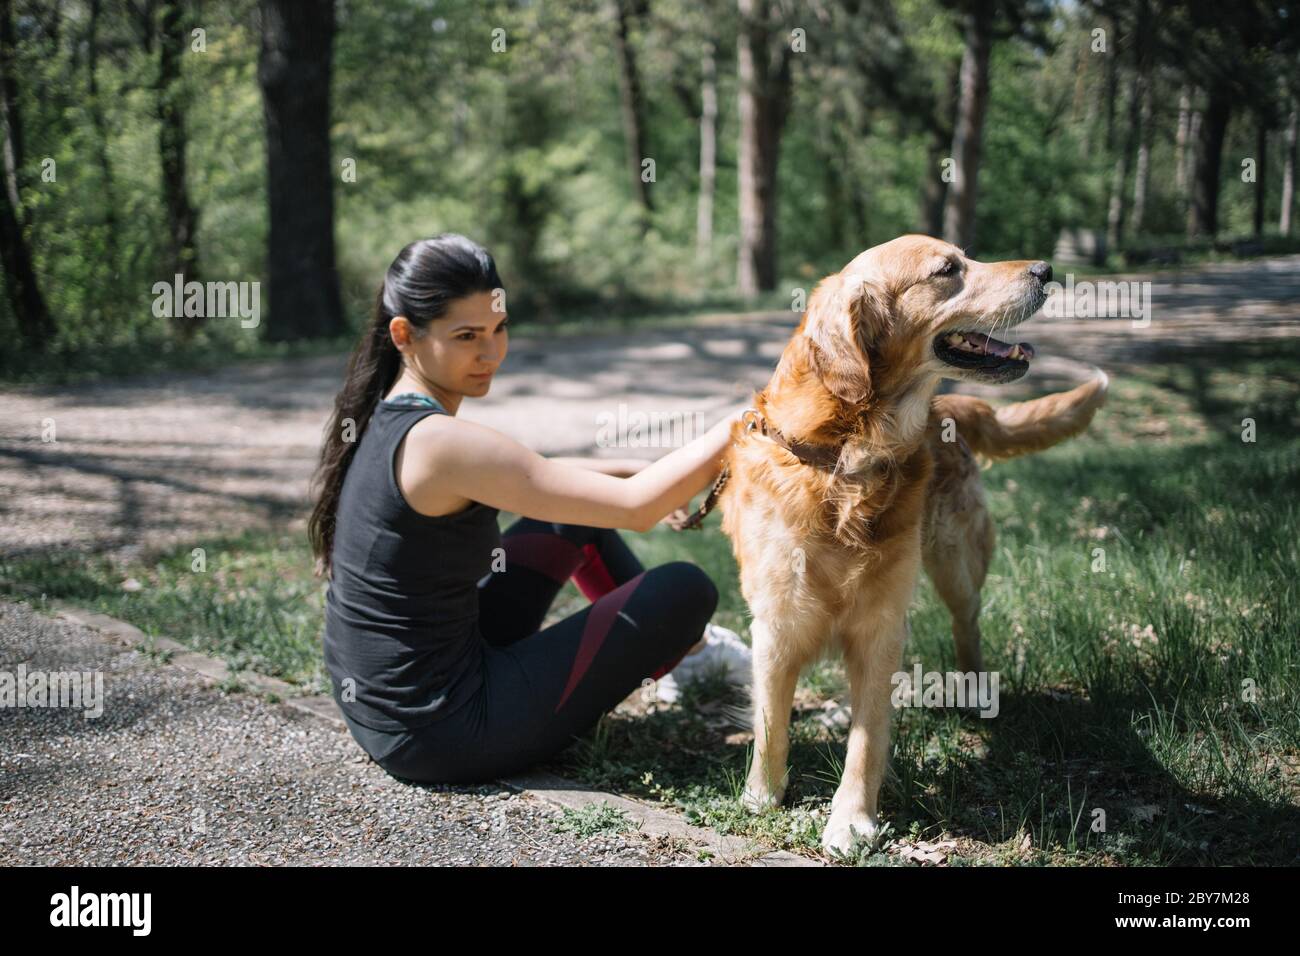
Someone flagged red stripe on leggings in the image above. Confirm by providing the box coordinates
[573,542,619,601]
[501,532,582,583]
[553,571,646,714]
[648,643,694,682]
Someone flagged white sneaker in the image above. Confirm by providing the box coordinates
[669,622,752,688]
[651,672,681,705]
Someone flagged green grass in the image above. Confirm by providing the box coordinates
[2,527,331,690]
[3,347,1297,865]
[552,802,640,839]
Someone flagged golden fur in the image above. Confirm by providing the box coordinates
[715,234,1107,855]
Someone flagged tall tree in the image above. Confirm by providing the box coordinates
[1164,0,1298,239]
[696,37,718,258]
[0,0,53,350]
[917,64,960,238]
[942,0,993,251]
[156,0,198,294]
[258,0,344,341]
[127,0,202,334]
[1105,0,1150,251]
[646,0,731,269]
[1174,87,1192,193]
[1186,86,1230,237]
[1130,68,1153,235]
[940,0,1050,253]
[609,0,653,218]
[1253,118,1268,237]
[1282,97,1297,236]
[736,0,796,296]
[87,0,121,298]
[814,0,960,240]
[1176,86,1202,222]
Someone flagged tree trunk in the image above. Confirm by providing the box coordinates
[1106,66,1141,253]
[0,0,53,351]
[258,0,345,341]
[736,0,792,296]
[1175,87,1190,193]
[1183,99,1202,221]
[818,128,848,251]
[942,0,992,253]
[1069,34,1088,129]
[609,0,652,217]
[917,62,958,237]
[1082,46,1100,159]
[917,124,949,237]
[1187,86,1231,239]
[1254,120,1267,238]
[87,0,121,296]
[1102,15,1118,151]
[1281,101,1296,236]
[696,39,717,261]
[1106,6,1146,254]
[157,0,200,328]
[1131,71,1152,235]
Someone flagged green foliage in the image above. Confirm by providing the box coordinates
[1,0,1297,378]
[552,801,639,838]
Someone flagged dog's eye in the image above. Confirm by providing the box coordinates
[932,260,958,278]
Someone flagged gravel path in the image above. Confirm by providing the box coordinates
[0,600,708,865]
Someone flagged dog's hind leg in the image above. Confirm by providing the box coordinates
[922,488,994,675]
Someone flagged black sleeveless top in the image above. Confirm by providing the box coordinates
[322,394,502,732]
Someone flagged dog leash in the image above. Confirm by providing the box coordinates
[666,462,730,531]
[667,407,844,531]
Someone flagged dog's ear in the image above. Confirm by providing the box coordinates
[803,272,890,406]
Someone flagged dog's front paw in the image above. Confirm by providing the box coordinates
[741,782,785,813]
[821,808,881,857]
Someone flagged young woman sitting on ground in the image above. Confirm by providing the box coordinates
[309,233,751,784]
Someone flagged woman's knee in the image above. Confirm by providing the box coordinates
[643,560,719,619]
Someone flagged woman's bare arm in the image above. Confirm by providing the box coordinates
[427,408,743,532]
[547,456,650,477]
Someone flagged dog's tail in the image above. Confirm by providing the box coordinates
[933,368,1109,462]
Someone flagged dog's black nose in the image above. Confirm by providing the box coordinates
[1029,261,1053,283]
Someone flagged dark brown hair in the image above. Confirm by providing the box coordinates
[308,234,504,576]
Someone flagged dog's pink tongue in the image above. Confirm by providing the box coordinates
[970,333,1034,360]
[969,333,1010,357]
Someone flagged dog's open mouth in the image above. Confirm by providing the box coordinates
[933,331,1035,382]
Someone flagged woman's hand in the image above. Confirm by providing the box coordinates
[653,407,745,527]
[659,504,694,528]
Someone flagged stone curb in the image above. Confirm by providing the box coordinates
[46,601,822,868]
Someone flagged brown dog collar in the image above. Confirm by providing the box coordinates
[667,407,843,532]
[742,408,843,470]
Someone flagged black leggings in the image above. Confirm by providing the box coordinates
[342,517,718,784]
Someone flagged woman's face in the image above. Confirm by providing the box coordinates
[392,290,509,397]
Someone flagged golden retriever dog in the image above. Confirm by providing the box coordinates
[710,234,1107,855]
